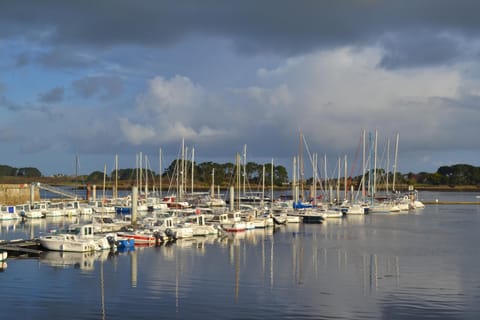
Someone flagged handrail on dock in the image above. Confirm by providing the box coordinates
[35,182,80,200]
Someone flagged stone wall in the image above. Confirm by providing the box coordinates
[0,184,40,205]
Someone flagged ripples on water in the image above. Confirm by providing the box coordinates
[2,193,480,319]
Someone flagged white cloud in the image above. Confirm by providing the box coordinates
[137,75,204,116]
[113,45,478,173]
[251,47,464,154]
[118,118,156,145]
[119,75,231,147]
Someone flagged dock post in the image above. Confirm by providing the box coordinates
[30,183,35,205]
[131,186,138,227]
[229,186,234,211]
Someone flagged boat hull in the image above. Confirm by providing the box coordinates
[39,236,98,252]
[117,232,158,246]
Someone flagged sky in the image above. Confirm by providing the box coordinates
[1,0,480,178]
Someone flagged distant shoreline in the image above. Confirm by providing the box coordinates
[1,177,480,193]
[415,186,480,192]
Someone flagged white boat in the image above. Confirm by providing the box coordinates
[88,200,117,215]
[26,202,49,218]
[0,251,7,261]
[154,216,194,239]
[162,195,190,209]
[369,201,401,214]
[43,202,67,217]
[413,200,425,209]
[311,203,343,219]
[0,205,19,220]
[297,209,325,223]
[183,214,219,236]
[209,213,246,232]
[91,215,129,233]
[342,203,366,215]
[63,201,81,216]
[39,224,116,252]
[245,213,274,228]
[320,209,344,219]
[285,214,301,223]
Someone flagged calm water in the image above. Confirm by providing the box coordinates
[2,192,480,320]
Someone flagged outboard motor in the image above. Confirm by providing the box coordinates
[106,235,116,248]
[164,228,177,241]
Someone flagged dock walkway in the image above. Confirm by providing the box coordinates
[0,239,43,257]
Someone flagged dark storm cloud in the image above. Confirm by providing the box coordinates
[72,75,124,100]
[379,32,462,69]
[1,1,480,62]
[38,87,64,103]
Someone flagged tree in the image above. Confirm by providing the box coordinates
[17,167,42,177]
[0,165,17,176]
[87,171,105,182]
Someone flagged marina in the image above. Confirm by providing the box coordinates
[1,191,480,319]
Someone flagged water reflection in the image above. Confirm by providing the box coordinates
[39,250,113,270]
[2,200,480,319]
[0,219,20,235]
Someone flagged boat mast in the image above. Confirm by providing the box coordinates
[136,153,139,192]
[261,164,265,207]
[180,138,185,201]
[75,154,79,200]
[271,158,274,203]
[336,157,340,204]
[362,129,366,202]
[184,145,188,197]
[211,168,215,198]
[115,153,118,200]
[393,133,399,192]
[236,152,241,210]
[191,147,195,194]
[139,151,143,196]
[145,154,148,200]
[344,154,347,201]
[102,163,107,203]
[159,148,162,198]
[243,144,247,196]
[292,156,297,205]
[313,153,317,206]
[386,138,390,195]
[324,154,328,203]
[373,130,378,200]
[299,132,304,203]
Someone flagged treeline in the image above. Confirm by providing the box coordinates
[0,165,42,177]
[2,163,480,188]
[409,164,480,186]
[313,164,480,188]
[86,160,290,187]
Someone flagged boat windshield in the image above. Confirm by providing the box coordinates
[66,226,82,235]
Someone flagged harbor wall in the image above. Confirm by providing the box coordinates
[0,184,40,205]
